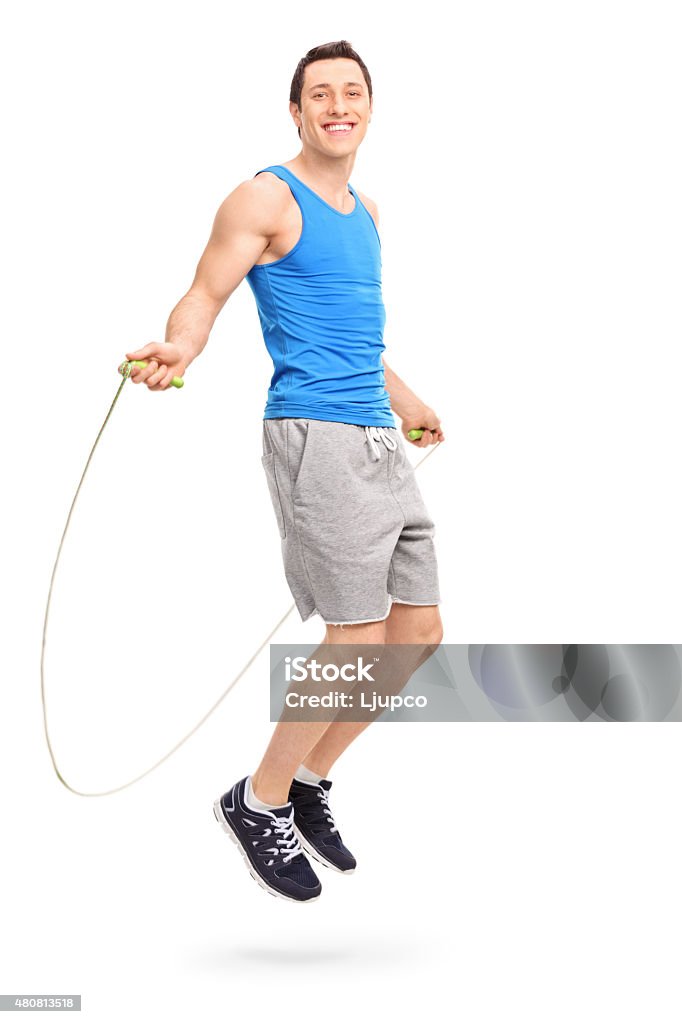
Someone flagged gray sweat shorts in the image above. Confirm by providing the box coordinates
[260,417,441,626]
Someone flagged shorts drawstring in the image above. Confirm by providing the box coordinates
[364,426,398,461]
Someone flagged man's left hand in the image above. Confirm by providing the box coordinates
[402,406,444,447]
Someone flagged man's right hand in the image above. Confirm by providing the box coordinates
[123,342,189,391]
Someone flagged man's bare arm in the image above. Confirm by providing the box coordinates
[381,358,425,419]
[381,357,445,445]
[167,178,283,362]
[362,193,444,444]
[124,176,284,388]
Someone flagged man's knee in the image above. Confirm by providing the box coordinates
[428,611,444,646]
[386,603,443,646]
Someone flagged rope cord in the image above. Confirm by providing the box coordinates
[40,363,442,797]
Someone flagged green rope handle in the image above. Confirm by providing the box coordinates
[118,359,184,388]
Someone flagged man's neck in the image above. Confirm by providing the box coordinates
[286,152,356,204]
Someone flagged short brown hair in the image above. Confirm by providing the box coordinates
[290,40,373,139]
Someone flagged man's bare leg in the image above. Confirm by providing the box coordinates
[249,618,387,805]
[300,603,444,776]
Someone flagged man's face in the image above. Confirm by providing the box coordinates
[291,58,372,153]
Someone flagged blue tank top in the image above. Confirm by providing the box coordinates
[245,164,396,427]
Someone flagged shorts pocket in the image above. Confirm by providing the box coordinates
[289,419,315,500]
[261,452,286,539]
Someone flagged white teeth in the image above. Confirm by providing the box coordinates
[324,123,353,133]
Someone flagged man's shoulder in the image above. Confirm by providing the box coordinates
[215,172,292,234]
[354,189,379,229]
[236,170,292,206]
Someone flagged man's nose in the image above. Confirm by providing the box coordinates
[327,96,348,115]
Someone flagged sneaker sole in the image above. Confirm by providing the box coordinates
[292,823,356,875]
[212,798,321,904]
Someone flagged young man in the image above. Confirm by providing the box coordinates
[124,40,444,903]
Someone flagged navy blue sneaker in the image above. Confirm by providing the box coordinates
[213,777,322,903]
[288,777,357,874]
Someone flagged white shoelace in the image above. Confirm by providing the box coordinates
[264,812,304,865]
[317,788,338,834]
[364,425,398,461]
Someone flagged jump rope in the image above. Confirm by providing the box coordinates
[41,358,442,798]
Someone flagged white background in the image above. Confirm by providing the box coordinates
[2,0,681,1020]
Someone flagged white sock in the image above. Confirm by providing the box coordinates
[245,775,285,811]
[295,763,325,785]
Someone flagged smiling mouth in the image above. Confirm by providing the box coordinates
[323,123,356,135]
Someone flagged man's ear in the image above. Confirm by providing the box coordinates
[290,101,302,130]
